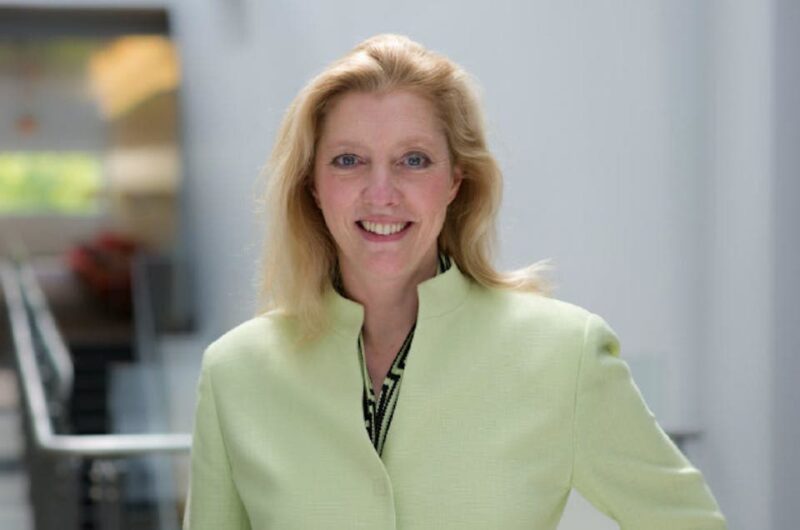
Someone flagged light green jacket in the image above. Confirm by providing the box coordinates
[184,263,726,529]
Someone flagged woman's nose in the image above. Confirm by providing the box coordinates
[362,163,400,205]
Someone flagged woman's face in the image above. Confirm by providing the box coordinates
[312,89,462,286]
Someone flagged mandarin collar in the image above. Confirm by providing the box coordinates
[323,260,472,337]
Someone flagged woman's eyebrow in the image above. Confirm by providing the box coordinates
[319,140,368,151]
[395,134,440,148]
[319,135,444,152]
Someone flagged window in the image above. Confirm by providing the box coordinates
[0,151,103,214]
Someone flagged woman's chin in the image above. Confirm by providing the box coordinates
[339,250,438,284]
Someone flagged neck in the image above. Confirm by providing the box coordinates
[338,253,438,354]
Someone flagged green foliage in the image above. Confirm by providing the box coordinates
[0,152,102,214]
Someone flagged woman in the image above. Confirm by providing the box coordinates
[184,34,727,529]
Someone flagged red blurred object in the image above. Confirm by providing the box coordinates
[15,112,39,136]
[66,232,141,316]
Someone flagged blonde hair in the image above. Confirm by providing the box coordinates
[258,33,551,340]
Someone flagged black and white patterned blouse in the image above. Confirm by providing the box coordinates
[357,253,452,456]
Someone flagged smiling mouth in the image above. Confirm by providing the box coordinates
[357,220,412,236]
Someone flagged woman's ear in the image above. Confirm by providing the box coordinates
[308,176,321,208]
[448,165,464,205]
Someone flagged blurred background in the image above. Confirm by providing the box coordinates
[0,1,796,529]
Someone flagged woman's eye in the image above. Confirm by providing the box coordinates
[332,154,359,168]
[402,152,431,169]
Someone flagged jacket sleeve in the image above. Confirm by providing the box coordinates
[183,348,251,530]
[571,312,727,529]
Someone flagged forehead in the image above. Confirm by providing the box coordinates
[317,89,446,148]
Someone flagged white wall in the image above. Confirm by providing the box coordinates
[485,2,710,435]
[701,2,775,529]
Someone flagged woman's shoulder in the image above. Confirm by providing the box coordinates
[200,310,297,371]
[460,285,605,376]
[473,287,623,367]
[474,282,595,333]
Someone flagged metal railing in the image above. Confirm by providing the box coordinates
[17,262,74,406]
[1,258,191,530]
[1,260,192,457]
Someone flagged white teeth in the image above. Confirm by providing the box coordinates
[361,221,407,235]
